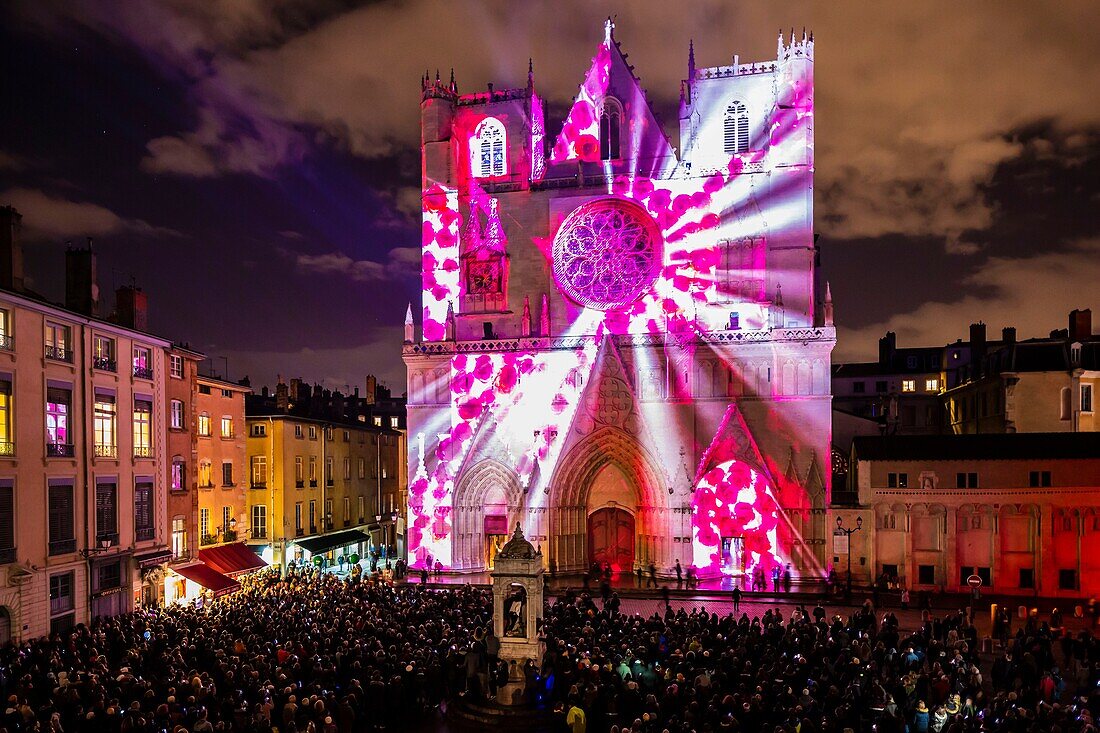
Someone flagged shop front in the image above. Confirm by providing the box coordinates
[295,529,370,571]
[165,561,240,605]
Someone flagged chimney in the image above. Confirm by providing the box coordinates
[1069,309,1092,341]
[65,239,99,316]
[275,374,289,412]
[115,285,148,331]
[1002,327,1016,344]
[0,206,25,292]
[878,332,896,366]
[365,375,377,406]
[969,322,987,378]
[290,378,303,402]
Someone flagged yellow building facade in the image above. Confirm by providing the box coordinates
[245,415,403,573]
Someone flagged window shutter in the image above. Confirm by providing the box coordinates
[0,486,12,549]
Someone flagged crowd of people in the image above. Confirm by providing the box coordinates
[537,591,1100,732]
[0,568,1098,733]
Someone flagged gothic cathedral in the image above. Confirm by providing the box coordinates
[404,21,833,579]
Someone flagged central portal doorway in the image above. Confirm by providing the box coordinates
[721,536,745,576]
[588,507,635,572]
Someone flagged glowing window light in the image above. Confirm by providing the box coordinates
[471,118,506,178]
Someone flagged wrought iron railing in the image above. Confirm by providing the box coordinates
[133,365,154,380]
[94,444,117,458]
[93,356,116,372]
[46,442,75,458]
[45,344,72,362]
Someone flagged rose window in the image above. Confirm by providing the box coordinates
[552,198,662,310]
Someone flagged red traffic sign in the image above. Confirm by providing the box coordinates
[967,574,983,589]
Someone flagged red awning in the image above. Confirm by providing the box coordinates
[199,542,267,576]
[173,562,240,597]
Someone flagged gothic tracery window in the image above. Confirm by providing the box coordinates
[472,117,506,178]
[599,97,622,161]
[724,101,750,155]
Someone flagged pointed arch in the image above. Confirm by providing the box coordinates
[471,117,506,178]
[452,459,523,571]
[724,101,749,154]
[599,96,622,161]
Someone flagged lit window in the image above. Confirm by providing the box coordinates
[295,456,304,483]
[343,457,351,480]
[901,380,916,393]
[220,417,233,438]
[599,97,622,161]
[169,354,183,379]
[0,309,10,349]
[132,346,152,378]
[198,460,213,488]
[308,425,317,440]
[358,496,365,523]
[171,457,185,491]
[197,413,211,437]
[723,101,749,154]
[46,387,71,448]
[133,400,152,457]
[250,423,266,437]
[471,117,506,178]
[44,322,71,361]
[0,378,11,451]
[390,416,399,429]
[373,416,382,427]
[171,516,187,559]
[93,335,115,371]
[294,424,303,439]
[170,399,184,430]
[925,378,939,392]
[93,394,116,456]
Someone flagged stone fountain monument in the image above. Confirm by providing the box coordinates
[490,523,544,706]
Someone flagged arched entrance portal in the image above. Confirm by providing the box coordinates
[452,460,523,572]
[588,507,634,571]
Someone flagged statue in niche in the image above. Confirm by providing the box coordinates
[504,584,527,637]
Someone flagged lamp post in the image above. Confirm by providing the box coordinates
[836,515,862,598]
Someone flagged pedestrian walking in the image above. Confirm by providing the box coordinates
[674,559,683,587]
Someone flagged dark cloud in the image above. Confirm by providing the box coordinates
[3,1,1099,387]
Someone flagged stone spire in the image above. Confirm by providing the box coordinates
[824,282,834,327]
[688,38,696,81]
[540,293,550,336]
[527,58,534,92]
[604,16,615,45]
[404,303,415,343]
[445,301,456,341]
[521,295,531,337]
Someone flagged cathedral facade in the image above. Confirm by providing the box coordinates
[404,22,833,578]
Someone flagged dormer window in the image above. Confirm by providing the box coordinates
[599,97,622,161]
[472,117,506,178]
[724,101,749,155]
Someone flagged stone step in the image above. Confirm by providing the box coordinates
[446,698,557,732]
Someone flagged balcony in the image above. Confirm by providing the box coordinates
[223,529,237,542]
[343,519,351,527]
[326,480,334,488]
[132,365,153,380]
[295,480,304,488]
[133,446,152,459]
[198,482,215,490]
[0,442,13,457]
[94,444,117,459]
[200,533,219,546]
[0,547,15,564]
[295,528,304,537]
[309,480,318,488]
[135,527,155,541]
[46,442,75,458]
[250,528,267,540]
[0,334,13,351]
[250,482,267,490]
[93,356,116,372]
[45,344,72,363]
[49,538,76,556]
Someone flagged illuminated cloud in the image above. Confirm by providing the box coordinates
[295,246,421,283]
[0,187,182,241]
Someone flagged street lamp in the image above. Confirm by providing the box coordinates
[836,515,862,597]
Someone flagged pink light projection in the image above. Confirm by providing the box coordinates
[421,184,460,342]
[409,26,825,576]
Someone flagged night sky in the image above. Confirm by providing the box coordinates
[2,1,1098,393]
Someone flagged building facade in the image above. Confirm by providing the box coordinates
[836,433,1100,598]
[0,216,172,640]
[404,24,833,578]
[246,388,404,575]
[164,346,202,569]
